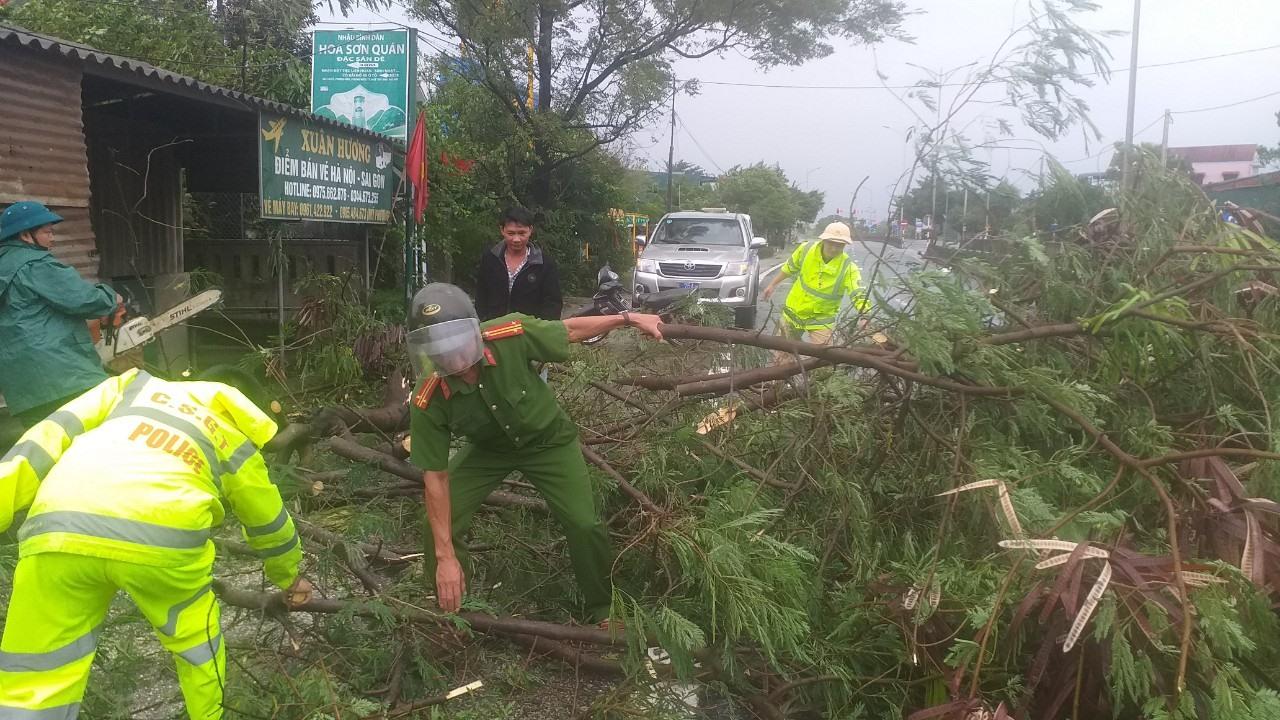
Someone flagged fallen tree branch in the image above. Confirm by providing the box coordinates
[588,379,655,415]
[673,358,830,397]
[581,445,664,515]
[334,540,388,594]
[508,634,625,676]
[213,582,623,646]
[658,325,1018,397]
[266,372,412,458]
[295,519,413,565]
[982,322,1090,347]
[1139,447,1280,469]
[694,437,795,490]
[326,436,546,511]
[1041,395,1194,697]
[618,355,850,391]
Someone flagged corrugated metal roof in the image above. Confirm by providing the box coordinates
[0,22,395,145]
[1167,144,1258,163]
[1203,170,1280,192]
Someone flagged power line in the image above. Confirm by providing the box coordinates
[1172,88,1280,115]
[692,42,1280,91]
[675,114,724,174]
[1053,114,1163,165]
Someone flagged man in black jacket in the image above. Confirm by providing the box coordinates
[475,207,562,321]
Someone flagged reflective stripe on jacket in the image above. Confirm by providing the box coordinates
[0,369,302,589]
[781,242,869,331]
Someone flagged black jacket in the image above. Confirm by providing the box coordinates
[474,242,563,321]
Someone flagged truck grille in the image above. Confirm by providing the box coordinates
[659,262,721,278]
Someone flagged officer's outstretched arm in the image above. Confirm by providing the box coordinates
[424,469,465,612]
[564,314,663,343]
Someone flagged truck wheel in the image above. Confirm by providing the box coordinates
[734,304,757,329]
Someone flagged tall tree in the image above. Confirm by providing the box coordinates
[1105,141,1192,181]
[717,163,821,244]
[404,0,906,206]
[899,175,1023,238]
[0,0,327,104]
[1257,109,1279,168]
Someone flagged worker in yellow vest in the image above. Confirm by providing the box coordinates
[762,221,869,364]
[0,368,312,720]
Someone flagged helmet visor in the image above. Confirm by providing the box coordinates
[406,318,483,378]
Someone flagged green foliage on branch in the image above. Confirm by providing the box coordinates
[0,0,318,104]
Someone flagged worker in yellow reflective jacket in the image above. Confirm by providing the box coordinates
[0,368,312,720]
[762,221,870,364]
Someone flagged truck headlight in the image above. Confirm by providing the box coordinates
[726,261,750,276]
[637,259,659,273]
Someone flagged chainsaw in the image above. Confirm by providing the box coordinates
[95,288,224,364]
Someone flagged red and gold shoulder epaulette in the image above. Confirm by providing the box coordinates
[481,320,524,341]
[412,374,451,409]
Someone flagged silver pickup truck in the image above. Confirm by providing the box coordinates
[632,209,766,328]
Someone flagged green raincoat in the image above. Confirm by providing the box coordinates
[0,238,116,415]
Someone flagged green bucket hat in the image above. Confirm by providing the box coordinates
[0,201,64,241]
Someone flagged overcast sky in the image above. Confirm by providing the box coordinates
[319,1,1280,220]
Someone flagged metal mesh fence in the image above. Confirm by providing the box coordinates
[183,192,369,312]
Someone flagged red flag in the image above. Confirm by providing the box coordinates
[405,110,429,222]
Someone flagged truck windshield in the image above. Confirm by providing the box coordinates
[652,218,743,246]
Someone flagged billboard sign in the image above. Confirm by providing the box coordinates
[312,28,416,143]
[259,111,394,224]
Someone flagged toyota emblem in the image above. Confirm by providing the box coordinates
[683,260,696,271]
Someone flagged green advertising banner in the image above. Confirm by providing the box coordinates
[259,111,395,224]
[311,28,416,142]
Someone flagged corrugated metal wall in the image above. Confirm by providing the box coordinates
[0,50,96,278]
[88,128,183,279]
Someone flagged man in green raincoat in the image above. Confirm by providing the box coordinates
[0,201,123,428]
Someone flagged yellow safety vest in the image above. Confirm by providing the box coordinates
[0,369,302,589]
[781,242,869,331]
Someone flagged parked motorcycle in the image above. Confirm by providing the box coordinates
[569,264,693,344]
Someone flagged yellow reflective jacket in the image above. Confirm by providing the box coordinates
[0,369,301,589]
[780,242,870,331]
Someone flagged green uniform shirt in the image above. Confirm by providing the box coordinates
[409,314,577,472]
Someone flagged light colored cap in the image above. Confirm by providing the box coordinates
[818,221,853,244]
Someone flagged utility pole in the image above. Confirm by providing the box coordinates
[237,0,249,91]
[942,186,950,243]
[985,185,992,235]
[928,66,943,254]
[961,186,969,244]
[665,79,677,213]
[1120,0,1142,191]
[1160,109,1172,166]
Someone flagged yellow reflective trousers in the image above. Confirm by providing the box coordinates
[0,369,300,720]
[0,552,224,720]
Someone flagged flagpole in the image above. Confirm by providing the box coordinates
[404,109,428,308]
[404,179,416,310]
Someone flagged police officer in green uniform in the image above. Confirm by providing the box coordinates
[406,284,663,624]
[0,200,123,428]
